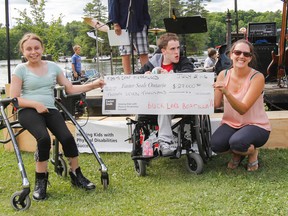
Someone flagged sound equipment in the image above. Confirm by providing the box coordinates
[254,44,278,76]
[231,33,245,43]
[163,16,207,34]
[248,22,277,44]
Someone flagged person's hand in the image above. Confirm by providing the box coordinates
[35,103,49,114]
[151,67,161,74]
[159,68,169,74]
[114,24,121,35]
[73,72,78,78]
[214,81,229,95]
[92,78,105,89]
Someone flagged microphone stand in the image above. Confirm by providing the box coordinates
[92,23,100,73]
[126,0,135,74]
[93,22,113,75]
[107,23,114,75]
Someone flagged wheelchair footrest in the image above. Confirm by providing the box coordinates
[131,155,155,160]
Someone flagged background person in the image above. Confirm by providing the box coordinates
[137,33,195,156]
[109,0,151,74]
[203,47,217,72]
[71,44,83,80]
[212,39,271,171]
[10,33,105,201]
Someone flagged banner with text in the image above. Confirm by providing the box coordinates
[76,120,131,153]
[102,73,214,115]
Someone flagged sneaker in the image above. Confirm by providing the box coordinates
[159,141,175,156]
[69,167,96,190]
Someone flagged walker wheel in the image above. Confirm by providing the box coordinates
[10,191,31,211]
[102,178,108,190]
[101,172,109,190]
[57,156,68,177]
[50,156,68,177]
[134,160,147,176]
[186,152,204,174]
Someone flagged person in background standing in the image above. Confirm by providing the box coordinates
[71,45,83,80]
[109,0,151,74]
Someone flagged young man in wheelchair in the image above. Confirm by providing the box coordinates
[136,33,195,156]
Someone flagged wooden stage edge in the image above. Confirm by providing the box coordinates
[211,111,288,149]
[90,111,288,149]
[3,111,288,153]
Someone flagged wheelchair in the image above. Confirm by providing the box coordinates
[126,114,212,176]
[0,86,109,211]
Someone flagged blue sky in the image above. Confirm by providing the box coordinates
[1,0,284,27]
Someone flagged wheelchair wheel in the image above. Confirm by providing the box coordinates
[10,191,31,211]
[186,152,204,174]
[199,115,212,162]
[50,156,68,177]
[134,160,147,176]
[192,115,205,161]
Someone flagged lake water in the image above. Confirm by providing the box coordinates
[0,59,125,89]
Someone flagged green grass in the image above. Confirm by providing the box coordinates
[0,125,288,215]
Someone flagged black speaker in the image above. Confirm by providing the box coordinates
[248,22,277,44]
[163,16,207,34]
[253,44,277,76]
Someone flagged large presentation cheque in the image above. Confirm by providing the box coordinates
[102,73,214,115]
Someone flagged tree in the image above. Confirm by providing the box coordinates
[83,0,108,23]
[82,0,110,57]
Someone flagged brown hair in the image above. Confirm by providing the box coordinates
[19,33,44,53]
[157,33,179,49]
[230,39,257,68]
[207,48,217,57]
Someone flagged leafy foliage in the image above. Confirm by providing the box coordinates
[0,0,284,60]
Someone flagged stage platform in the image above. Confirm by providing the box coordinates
[3,111,288,153]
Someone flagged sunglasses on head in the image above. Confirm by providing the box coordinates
[232,50,252,57]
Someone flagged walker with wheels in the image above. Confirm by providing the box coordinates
[0,86,109,211]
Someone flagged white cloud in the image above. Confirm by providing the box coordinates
[205,0,282,13]
[1,0,109,26]
[1,0,283,27]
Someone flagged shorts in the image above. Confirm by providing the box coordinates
[119,25,149,56]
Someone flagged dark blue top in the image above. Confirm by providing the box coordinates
[109,0,151,33]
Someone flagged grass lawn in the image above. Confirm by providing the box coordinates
[0,134,288,216]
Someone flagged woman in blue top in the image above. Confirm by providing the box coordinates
[10,33,105,201]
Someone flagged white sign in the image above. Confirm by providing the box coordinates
[75,120,131,153]
[102,73,214,115]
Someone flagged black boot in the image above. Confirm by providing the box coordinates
[69,167,96,190]
[33,172,49,201]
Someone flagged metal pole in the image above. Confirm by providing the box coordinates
[169,0,171,17]
[5,0,11,83]
[226,10,232,49]
[95,28,100,73]
[234,0,239,41]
